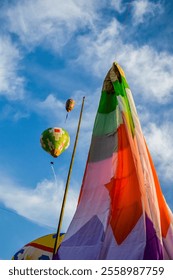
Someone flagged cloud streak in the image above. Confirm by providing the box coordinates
[76,19,173,104]
[0,173,79,230]
[0,36,25,100]
[4,0,98,52]
[131,0,162,25]
[144,122,173,183]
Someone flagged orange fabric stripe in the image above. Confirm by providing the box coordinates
[146,144,171,237]
[105,124,142,244]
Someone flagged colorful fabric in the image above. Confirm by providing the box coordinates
[55,62,173,260]
[12,233,64,260]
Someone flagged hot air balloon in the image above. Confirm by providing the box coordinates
[12,233,65,260]
[40,127,70,158]
[65,99,75,121]
[65,99,75,112]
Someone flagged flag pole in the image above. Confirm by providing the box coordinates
[52,96,85,259]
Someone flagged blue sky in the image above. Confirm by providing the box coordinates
[0,0,173,260]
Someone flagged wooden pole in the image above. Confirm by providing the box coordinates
[52,96,85,259]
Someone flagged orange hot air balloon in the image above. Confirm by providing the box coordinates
[65,99,75,113]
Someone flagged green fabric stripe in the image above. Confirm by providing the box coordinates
[93,107,123,136]
[95,72,134,137]
[98,91,118,114]
[112,79,129,97]
[98,77,129,114]
[122,76,130,89]
[113,78,135,136]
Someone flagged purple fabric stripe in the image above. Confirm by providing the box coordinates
[143,214,163,260]
[54,215,105,260]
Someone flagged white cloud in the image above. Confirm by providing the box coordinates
[110,0,125,13]
[77,19,173,103]
[77,19,122,77]
[0,36,25,100]
[36,94,64,112]
[131,0,162,25]
[144,122,173,182]
[0,173,79,230]
[119,45,173,103]
[1,0,170,106]
[4,0,98,51]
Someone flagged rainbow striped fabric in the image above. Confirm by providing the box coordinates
[55,62,173,260]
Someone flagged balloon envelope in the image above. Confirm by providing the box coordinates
[65,99,75,112]
[40,127,70,158]
[12,233,64,260]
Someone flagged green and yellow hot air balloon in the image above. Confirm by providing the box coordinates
[40,127,70,158]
